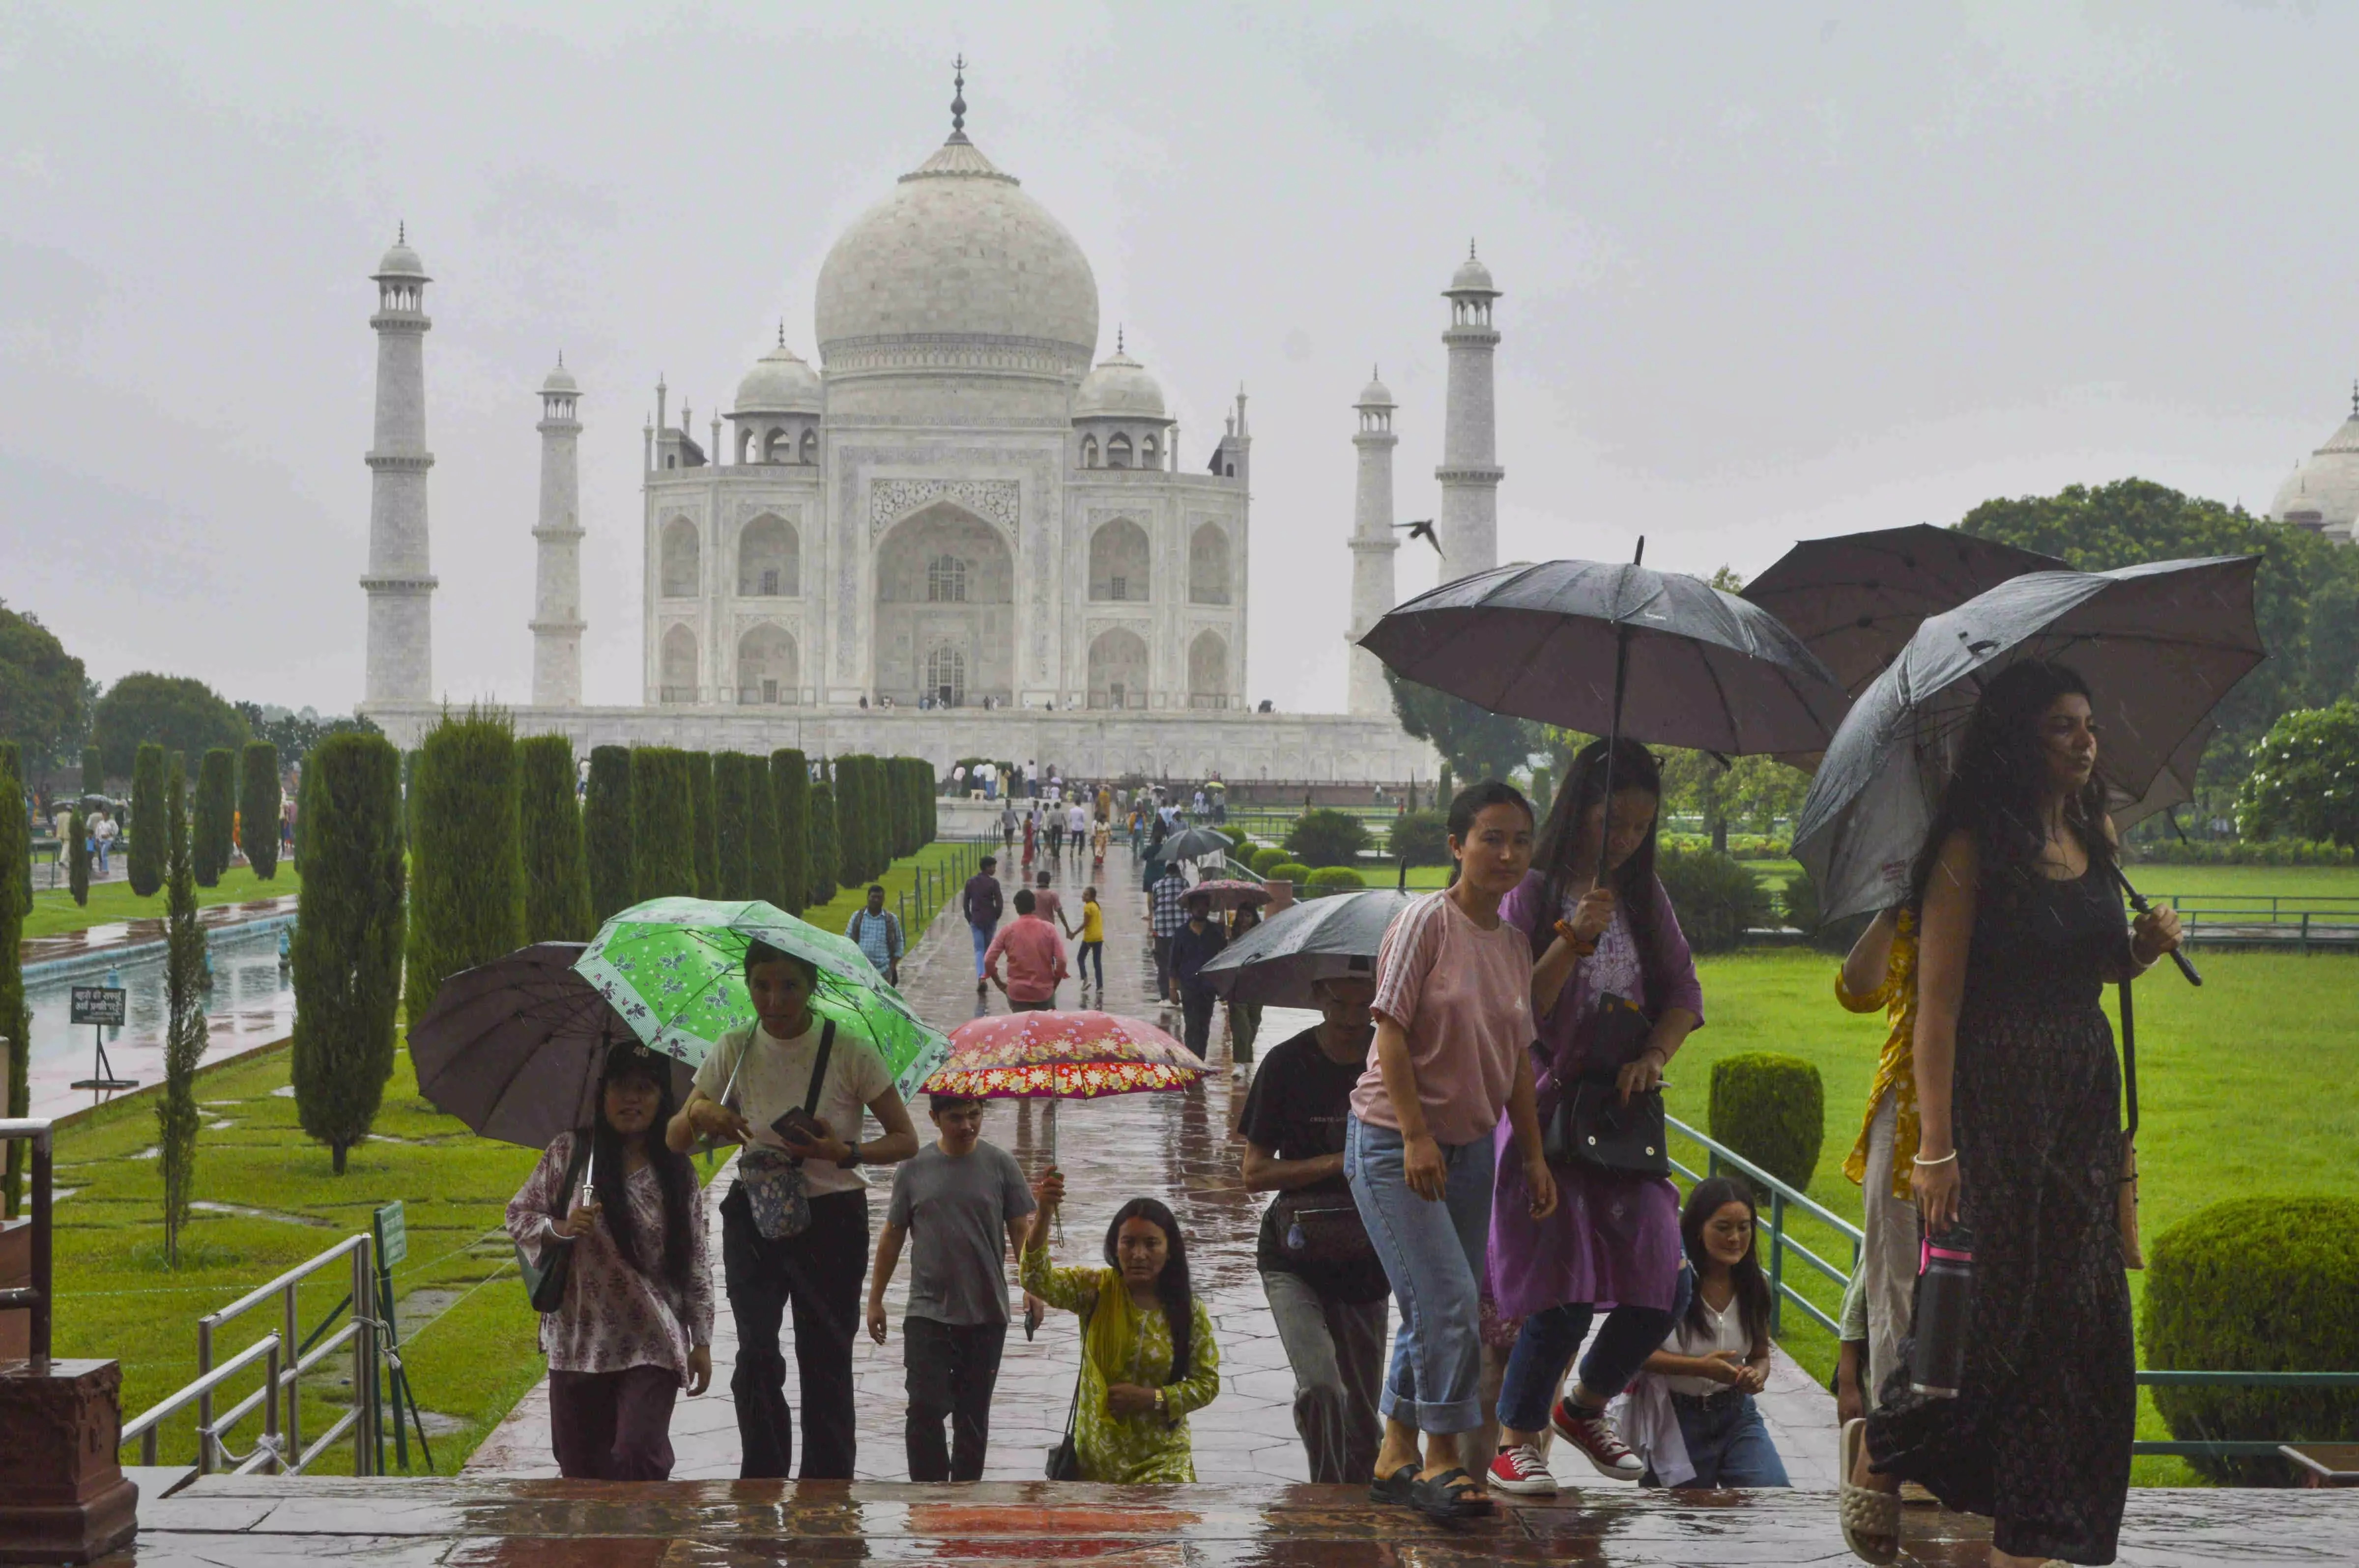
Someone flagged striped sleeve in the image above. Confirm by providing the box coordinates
[1369,893,1447,1031]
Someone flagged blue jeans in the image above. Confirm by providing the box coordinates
[970,922,995,978]
[1497,1260,1691,1432]
[1345,1116,1495,1435]
[1652,1392,1789,1488]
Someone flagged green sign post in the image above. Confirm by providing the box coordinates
[372,1201,432,1471]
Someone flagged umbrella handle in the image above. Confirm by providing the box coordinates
[2111,867,2201,986]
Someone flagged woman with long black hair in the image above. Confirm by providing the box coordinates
[1481,739,1703,1495]
[1626,1176,1786,1488]
[1843,660,2181,1568]
[1023,1177,1222,1482]
[506,1039,714,1480]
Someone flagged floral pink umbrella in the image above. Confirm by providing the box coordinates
[1188,879,1271,911]
[923,1010,1204,1167]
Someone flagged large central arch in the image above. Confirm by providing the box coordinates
[873,501,1015,706]
[1087,627,1149,710]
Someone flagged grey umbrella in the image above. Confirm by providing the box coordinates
[409,941,694,1155]
[1198,887,1417,1009]
[1159,825,1236,862]
[1742,524,2067,698]
[1792,556,2263,928]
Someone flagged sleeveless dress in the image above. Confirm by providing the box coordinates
[1867,865,2136,1564]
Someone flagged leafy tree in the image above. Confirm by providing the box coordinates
[686,751,719,897]
[1658,750,1811,851]
[1387,669,1534,786]
[0,744,27,1214]
[808,773,840,909]
[192,747,235,886]
[2238,700,2359,848]
[771,749,811,913]
[239,741,282,881]
[67,805,89,907]
[518,734,591,942]
[631,747,697,902]
[1285,808,1372,868]
[403,709,524,1027]
[92,672,249,779]
[585,745,635,923]
[232,702,381,772]
[82,745,103,797]
[746,754,783,912]
[290,733,405,1173]
[128,743,167,897]
[158,755,205,1260]
[1387,808,1450,867]
[0,599,86,763]
[711,752,754,900]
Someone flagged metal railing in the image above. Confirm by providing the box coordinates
[119,1332,284,1475]
[1662,1114,2359,1459]
[0,1115,55,1369]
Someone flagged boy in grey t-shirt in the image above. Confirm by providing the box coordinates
[866,1093,1037,1481]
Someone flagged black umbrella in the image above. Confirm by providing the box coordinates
[1742,524,2067,697]
[1159,825,1235,862]
[409,941,694,1156]
[1792,556,2263,934]
[1198,888,1417,1009]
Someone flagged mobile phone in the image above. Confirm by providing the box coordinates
[772,1107,826,1146]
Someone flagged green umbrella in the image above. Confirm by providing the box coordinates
[573,897,949,1098]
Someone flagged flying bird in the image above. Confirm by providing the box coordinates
[1395,518,1440,555]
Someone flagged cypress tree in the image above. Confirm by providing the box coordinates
[746,755,782,911]
[0,742,27,917]
[585,744,635,924]
[68,806,89,907]
[712,752,754,900]
[403,709,524,1028]
[290,733,405,1175]
[687,751,719,897]
[882,758,906,858]
[192,747,235,886]
[518,734,591,943]
[771,749,810,914]
[159,756,204,1260]
[83,745,104,798]
[858,755,888,876]
[838,756,873,882]
[240,741,282,881]
[0,744,27,1214]
[632,747,697,902]
[128,742,166,897]
[808,773,840,909]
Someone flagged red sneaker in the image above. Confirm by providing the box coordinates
[1552,1398,1644,1481]
[1486,1442,1558,1496]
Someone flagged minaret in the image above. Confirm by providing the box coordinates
[361,227,436,707]
[531,356,586,708]
[1347,369,1401,717]
[1436,241,1503,584]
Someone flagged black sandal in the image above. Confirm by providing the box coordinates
[1410,1467,1493,1521]
[1369,1463,1418,1505]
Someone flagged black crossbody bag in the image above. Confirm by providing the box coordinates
[1045,1298,1095,1480]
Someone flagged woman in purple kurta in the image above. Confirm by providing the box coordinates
[1482,741,1705,1496]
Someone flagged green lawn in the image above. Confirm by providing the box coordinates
[25,863,300,941]
[1679,946,2359,1484]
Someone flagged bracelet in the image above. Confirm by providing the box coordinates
[1553,919,1598,957]
[1911,1149,1957,1168]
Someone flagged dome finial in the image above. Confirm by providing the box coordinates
[778,319,787,348]
[949,54,968,142]
[1467,237,1476,260]
[1117,324,1125,354]
[2349,377,2356,418]
[399,220,406,245]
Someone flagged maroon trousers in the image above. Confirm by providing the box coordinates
[548,1365,680,1480]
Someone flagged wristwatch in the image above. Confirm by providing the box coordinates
[836,1145,863,1169]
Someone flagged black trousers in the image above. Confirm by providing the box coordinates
[722,1184,868,1479]
[1153,934,1175,998]
[1180,984,1216,1058]
[903,1317,1008,1482]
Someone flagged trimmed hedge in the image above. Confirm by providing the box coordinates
[82,744,104,797]
[1249,845,1290,877]
[1304,866,1366,898]
[192,747,235,886]
[2,743,26,917]
[711,752,755,900]
[808,777,840,908]
[67,806,89,907]
[0,744,25,1212]
[2128,838,2355,867]
[1777,867,1874,955]
[585,745,634,924]
[290,732,406,1173]
[128,742,166,897]
[1657,845,1772,954]
[2144,1196,2359,1484]
[1707,1053,1824,1197]
[240,741,282,881]
[1387,809,1450,868]
[1269,860,1313,887]
[745,754,782,912]
[771,749,811,913]
[518,734,591,943]
[686,751,719,898]
[631,747,696,903]
[1285,808,1372,868]
[404,709,524,1026]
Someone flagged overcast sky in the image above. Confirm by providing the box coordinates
[3,2,2350,717]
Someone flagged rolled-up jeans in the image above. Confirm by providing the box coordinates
[1346,1115,1496,1436]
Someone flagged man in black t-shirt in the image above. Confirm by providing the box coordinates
[1237,974,1389,1484]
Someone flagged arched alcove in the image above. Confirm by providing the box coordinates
[1187,629,1229,709]
[1188,523,1231,605]
[660,518,700,599]
[1088,628,1150,710]
[737,515,798,597]
[1107,433,1132,469]
[874,502,1014,707]
[1088,518,1151,602]
[735,624,797,704]
[659,624,699,704]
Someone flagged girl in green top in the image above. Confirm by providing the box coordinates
[1024,1172,1221,1482]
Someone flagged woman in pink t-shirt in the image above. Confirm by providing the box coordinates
[1347,781,1558,1522]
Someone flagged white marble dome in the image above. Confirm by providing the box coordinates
[542,360,579,396]
[1074,345,1166,420]
[2270,400,2359,542]
[814,134,1099,376]
[1356,369,1396,408]
[1448,246,1497,296]
[734,340,823,414]
[376,237,428,279]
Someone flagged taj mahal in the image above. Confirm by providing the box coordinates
[353,72,1511,781]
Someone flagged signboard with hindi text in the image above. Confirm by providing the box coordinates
[70,986,127,1026]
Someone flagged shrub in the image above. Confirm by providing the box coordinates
[83,745,104,797]
[1285,808,1372,868]
[67,806,89,907]
[1656,845,1772,954]
[711,752,754,900]
[290,732,405,1174]
[2143,1196,2359,1484]
[518,734,591,943]
[1305,866,1366,898]
[1777,867,1873,955]
[631,747,696,903]
[686,751,719,897]
[808,777,840,907]
[240,741,282,881]
[1249,845,1290,877]
[1269,860,1313,887]
[0,744,26,1212]
[1,743,24,918]
[92,672,248,778]
[584,745,634,924]
[771,749,811,913]
[403,709,524,1027]
[2126,837,2355,867]
[128,742,166,897]
[1707,1053,1824,1197]
[1387,808,1450,867]
[745,753,782,911]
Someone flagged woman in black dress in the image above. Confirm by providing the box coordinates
[1841,661,2182,1568]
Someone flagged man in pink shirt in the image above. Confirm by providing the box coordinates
[983,888,1068,1012]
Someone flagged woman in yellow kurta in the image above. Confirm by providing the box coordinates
[1833,905,1922,1408]
[1024,1172,1221,1482]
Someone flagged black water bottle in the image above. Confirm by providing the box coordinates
[1909,1226,1975,1398]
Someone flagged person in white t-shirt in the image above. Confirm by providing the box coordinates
[667,942,920,1480]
